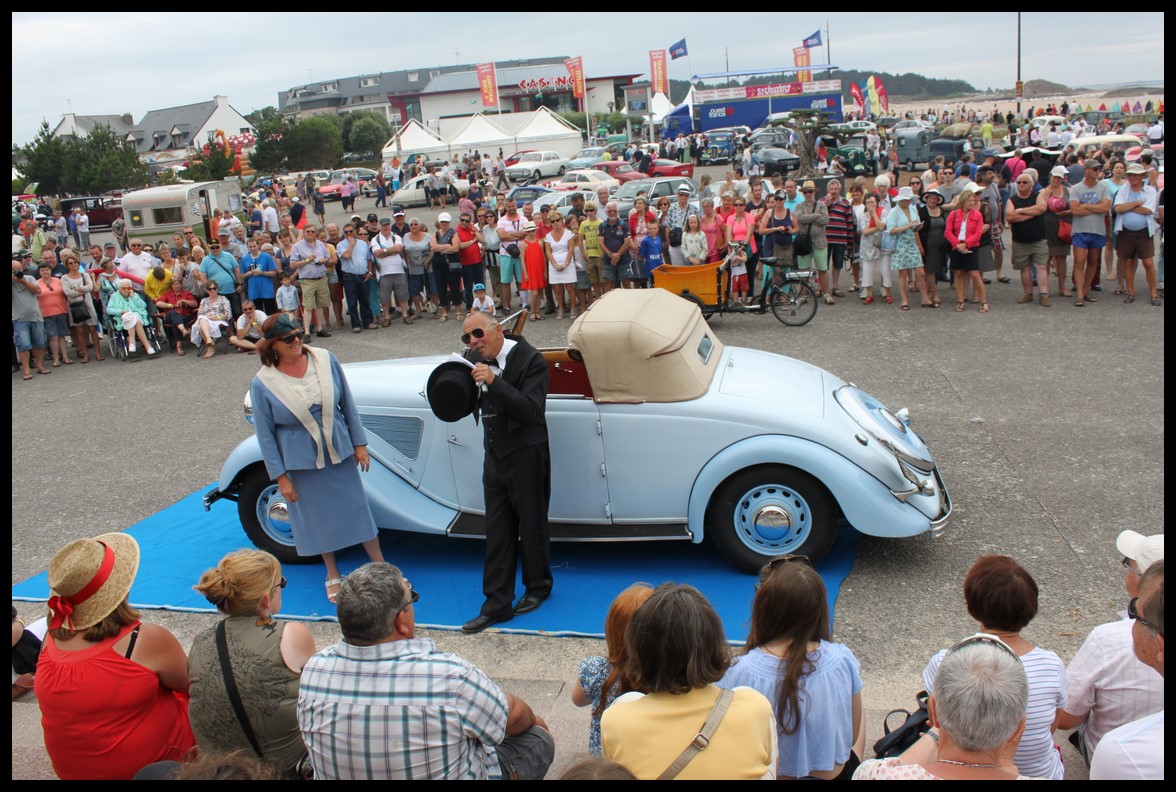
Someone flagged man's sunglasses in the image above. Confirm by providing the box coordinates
[461,327,490,345]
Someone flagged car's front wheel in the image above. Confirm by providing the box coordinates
[237,465,310,565]
[706,465,837,573]
[557,166,566,176]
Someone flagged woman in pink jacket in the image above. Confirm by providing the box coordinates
[945,188,989,313]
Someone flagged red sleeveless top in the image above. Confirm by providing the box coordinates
[35,621,195,779]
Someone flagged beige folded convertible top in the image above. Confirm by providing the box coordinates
[566,289,722,403]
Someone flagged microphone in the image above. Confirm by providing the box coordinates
[463,347,489,394]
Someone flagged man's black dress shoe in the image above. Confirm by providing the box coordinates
[461,612,512,634]
[513,594,547,615]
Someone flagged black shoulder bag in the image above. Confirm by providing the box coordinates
[871,689,930,758]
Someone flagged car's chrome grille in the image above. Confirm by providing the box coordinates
[360,415,424,459]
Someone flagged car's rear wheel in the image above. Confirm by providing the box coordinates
[237,465,310,565]
[706,465,837,573]
[557,166,566,176]
[906,159,915,173]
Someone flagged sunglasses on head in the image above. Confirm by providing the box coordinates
[947,632,1021,662]
[276,332,304,344]
[460,327,490,345]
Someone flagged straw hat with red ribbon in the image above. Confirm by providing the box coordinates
[47,533,140,632]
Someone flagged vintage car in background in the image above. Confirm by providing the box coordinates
[591,160,649,183]
[316,168,378,201]
[647,159,695,178]
[506,151,571,182]
[544,169,620,192]
[751,144,800,178]
[389,173,472,207]
[701,131,736,165]
[58,195,124,229]
[610,176,696,218]
[820,134,878,176]
[532,189,598,218]
[206,289,951,573]
[504,184,556,205]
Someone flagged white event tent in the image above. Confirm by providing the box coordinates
[381,107,583,162]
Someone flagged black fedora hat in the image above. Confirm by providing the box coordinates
[426,361,479,422]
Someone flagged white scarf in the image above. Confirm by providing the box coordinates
[257,346,341,469]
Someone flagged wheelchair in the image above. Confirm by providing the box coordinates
[102,311,166,360]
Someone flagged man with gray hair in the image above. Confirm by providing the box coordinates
[297,563,554,780]
[1057,531,1164,764]
[1090,560,1164,780]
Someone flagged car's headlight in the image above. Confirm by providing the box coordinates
[835,385,934,471]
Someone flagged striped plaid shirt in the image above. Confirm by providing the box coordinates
[824,197,856,245]
[297,637,509,780]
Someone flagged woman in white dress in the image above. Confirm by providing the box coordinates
[543,211,577,319]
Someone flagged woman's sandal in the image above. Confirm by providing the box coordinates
[325,578,344,604]
[920,301,934,308]
[901,303,910,311]
[955,301,966,312]
[978,303,990,313]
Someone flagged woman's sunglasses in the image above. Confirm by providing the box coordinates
[276,333,305,345]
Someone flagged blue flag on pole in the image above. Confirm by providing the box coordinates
[803,30,822,48]
[669,39,688,59]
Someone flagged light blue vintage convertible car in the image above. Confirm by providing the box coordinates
[205,289,951,573]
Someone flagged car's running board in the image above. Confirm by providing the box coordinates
[448,512,692,541]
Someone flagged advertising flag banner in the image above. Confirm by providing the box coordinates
[803,30,822,48]
[564,56,585,99]
[866,76,881,117]
[792,47,811,83]
[874,76,889,115]
[476,62,498,108]
[649,50,668,95]
[849,82,866,113]
[669,39,688,60]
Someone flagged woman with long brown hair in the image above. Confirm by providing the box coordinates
[249,314,385,604]
[720,556,864,779]
[572,583,654,756]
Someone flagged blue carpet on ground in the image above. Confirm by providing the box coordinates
[12,486,860,642]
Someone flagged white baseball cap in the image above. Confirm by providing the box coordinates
[1116,531,1164,572]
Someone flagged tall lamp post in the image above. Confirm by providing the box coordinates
[1016,12,1022,118]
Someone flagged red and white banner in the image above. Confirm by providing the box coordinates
[564,56,585,99]
[792,47,811,83]
[476,62,498,108]
[649,49,668,95]
[874,76,890,115]
[849,82,866,112]
[695,80,840,104]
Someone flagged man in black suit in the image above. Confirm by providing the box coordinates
[460,311,552,633]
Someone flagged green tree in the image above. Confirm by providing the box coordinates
[12,120,69,195]
[348,116,388,155]
[342,111,390,152]
[285,116,343,170]
[68,124,149,194]
[247,109,290,174]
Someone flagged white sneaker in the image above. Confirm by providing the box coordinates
[146,346,156,356]
[128,342,137,353]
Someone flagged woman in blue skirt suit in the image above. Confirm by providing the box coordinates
[250,313,384,603]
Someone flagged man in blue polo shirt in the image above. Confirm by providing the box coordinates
[198,236,242,318]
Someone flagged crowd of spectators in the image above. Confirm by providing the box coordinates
[22,517,1164,780]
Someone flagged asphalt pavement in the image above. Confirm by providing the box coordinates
[11,174,1164,779]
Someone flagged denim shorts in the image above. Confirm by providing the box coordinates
[495,725,555,781]
[12,320,47,352]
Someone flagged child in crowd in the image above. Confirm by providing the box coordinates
[567,214,591,317]
[729,241,750,304]
[275,273,300,323]
[638,219,664,288]
[470,282,495,315]
[572,583,654,756]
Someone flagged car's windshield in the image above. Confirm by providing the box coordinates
[518,153,543,163]
[613,181,651,200]
[575,148,601,158]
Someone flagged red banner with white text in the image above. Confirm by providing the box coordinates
[564,56,585,99]
[649,50,668,95]
[874,76,889,115]
[476,63,497,108]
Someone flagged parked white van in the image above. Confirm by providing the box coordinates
[121,180,244,246]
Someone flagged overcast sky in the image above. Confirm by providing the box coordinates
[11,12,1164,144]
